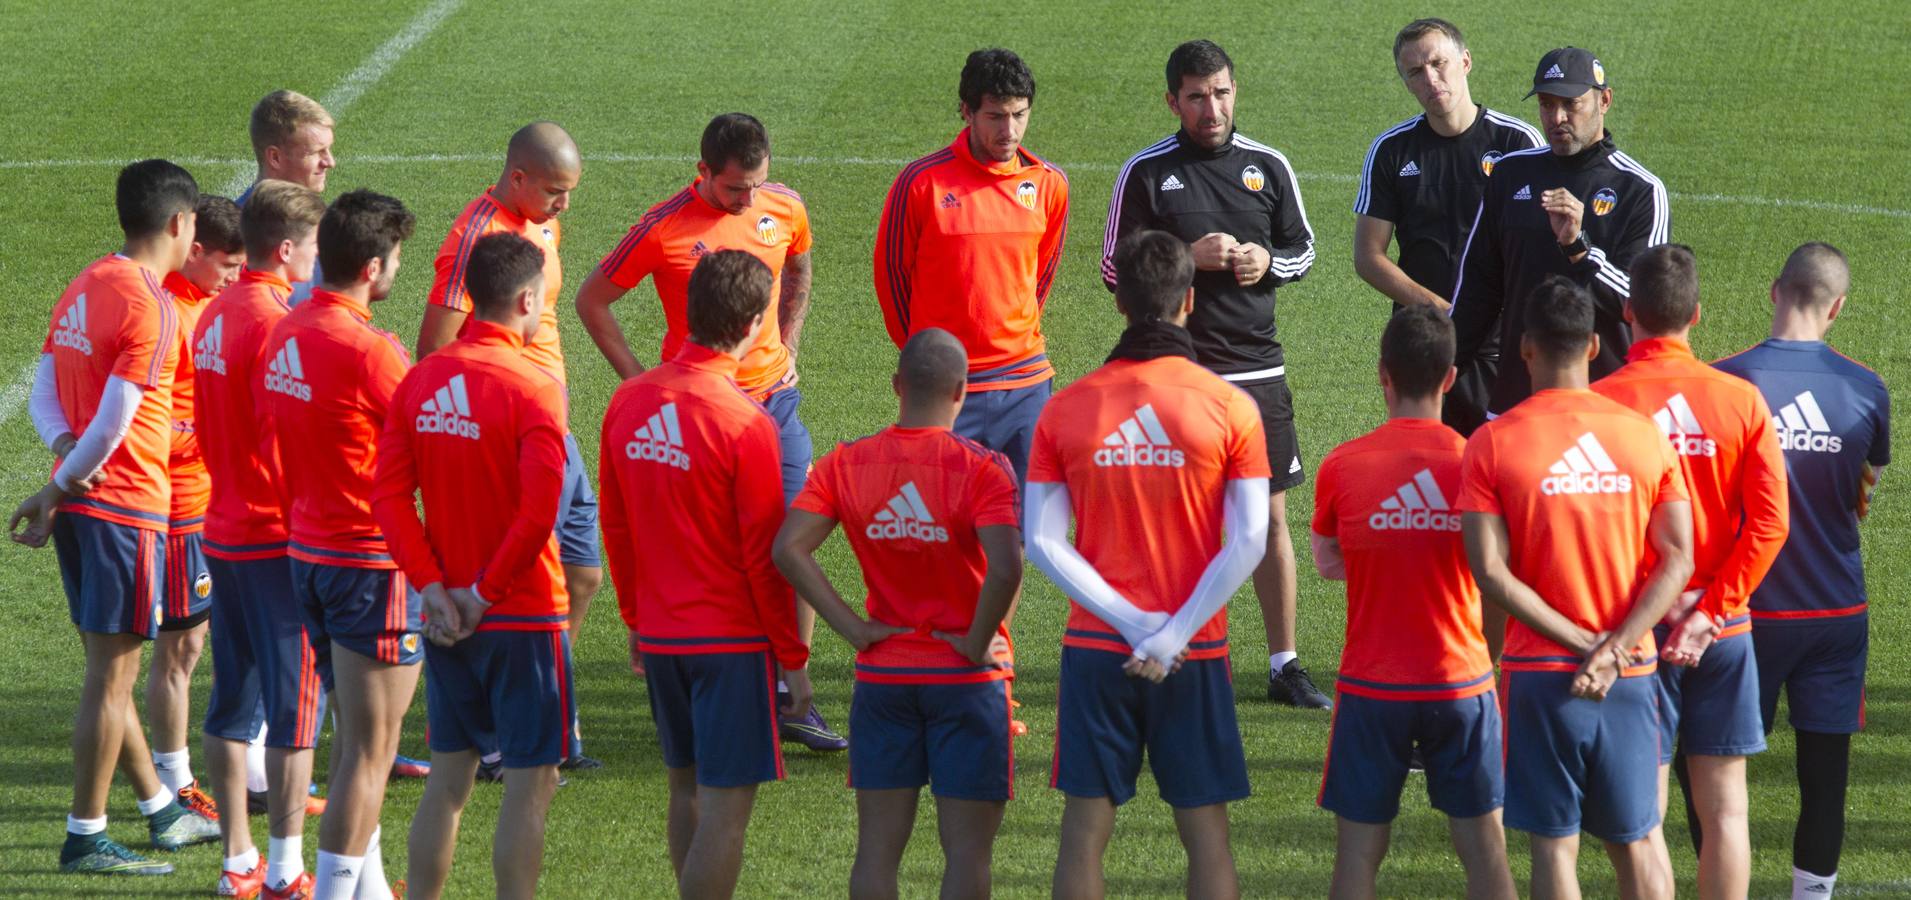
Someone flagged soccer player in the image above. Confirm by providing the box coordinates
[418,122,601,773]
[1589,244,1789,900]
[1458,277,1694,900]
[1450,47,1669,417]
[194,179,332,898]
[577,112,839,749]
[773,328,1023,900]
[1714,243,1889,900]
[237,89,337,303]
[13,159,219,875]
[1028,231,1268,900]
[376,233,575,900]
[1102,40,1327,709]
[143,193,243,820]
[874,48,1069,483]
[1353,18,1542,435]
[1310,306,1516,900]
[600,250,811,900]
[262,189,418,900]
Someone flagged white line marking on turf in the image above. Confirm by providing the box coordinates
[5,150,1907,220]
[214,0,464,196]
[0,360,41,426]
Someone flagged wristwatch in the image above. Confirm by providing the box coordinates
[1559,231,1589,258]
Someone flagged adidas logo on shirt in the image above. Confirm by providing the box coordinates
[1398,161,1420,177]
[1651,393,1717,457]
[416,373,480,439]
[53,293,93,355]
[1159,174,1185,191]
[1540,433,1633,496]
[195,314,227,375]
[1369,468,1461,531]
[1094,404,1185,468]
[1543,63,1566,79]
[866,482,950,542]
[264,338,313,402]
[626,402,691,470]
[940,192,961,209]
[1513,184,1532,200]
[1774,391,1843,453]
[690,240,710,258]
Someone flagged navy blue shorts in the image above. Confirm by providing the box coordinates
[1655,621,1765,761]
[207,556,327,748]
[762,385,814,504]
[953,379,1050,484]
[161,528,213,629]
[555,432,601,568]
[291,561,422,666]
[1754,615,1868,735]
[644,651,783,787]
[1052,648,1249,808]
[1503,670,1661,843]
[1319,691,1503,824]
[849,679,1013,801]
[427,630,577,768]
[54,514,164,639]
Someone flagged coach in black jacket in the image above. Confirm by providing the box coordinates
[1102,40,1330,710]
[1450,46,1668,415]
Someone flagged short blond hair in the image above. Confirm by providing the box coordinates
[240,179,327,262]
[249,90,334,162]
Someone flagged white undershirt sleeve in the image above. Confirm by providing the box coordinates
[1023,480,1170,650]
[28,354,72,450]
[53,376,143,493]
[1132,478,1270,664]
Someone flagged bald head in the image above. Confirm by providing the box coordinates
[500,122,580,223]
[1775,242,1849,310]
[897,329,969,403]
[507,121,580,176]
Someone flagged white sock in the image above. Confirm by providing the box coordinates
[777,679,789,693]
[247,727,269,794]
[225,846,260,874]
[1270,651,1298,672]
[355,827,392,899]
[152,747,193,792]
[481,751,502,766]
[314,850,363,900]
[1793,867,1836,899]
[66,814,107,836]
[266,835,304,890]
[136,789,174,817]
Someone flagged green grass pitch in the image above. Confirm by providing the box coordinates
[0,1,1904,896]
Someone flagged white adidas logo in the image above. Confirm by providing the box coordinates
[1398,160,1420,177]
[1159,174,1185,191]
[53,293,93,355]
[1369,468,1461,531]
[196,314,227,375]
[1543,63,1566,79]
[1513,184,1532,200]
[865,482,950,542]
[1094,404,1185,468]
[415,373,479,439]
[1540,433,1634,496]
[1774,391,1843,453]
[1651,393,1717,457]
[625,402,690,470]
[264,337,312,402]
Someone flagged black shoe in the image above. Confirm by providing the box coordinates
[475,759,504,783]
[1408,746,1427,773]
[1267,660,1332,709]
[559,753,603,771]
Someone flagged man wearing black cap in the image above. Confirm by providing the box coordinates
[1449,46,1669,418]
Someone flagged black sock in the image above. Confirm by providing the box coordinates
[1672,743,1704,853]
[1794,729,1852,877]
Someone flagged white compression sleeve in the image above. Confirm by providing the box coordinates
[1023,480,1169,650]
[53,375,143,492]
[28,354,72,450]
[1132,478,1270,664]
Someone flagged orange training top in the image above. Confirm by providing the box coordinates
[162,272,211,532]
[193,270,295,558]
[428,189,566,383]
[1027,355,1269,659]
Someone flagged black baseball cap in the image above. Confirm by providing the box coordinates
[1525,47,1608,98]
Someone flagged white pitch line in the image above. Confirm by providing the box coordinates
[214,0,464,197]
[0,360,39,427]
[7,151,1906,219]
